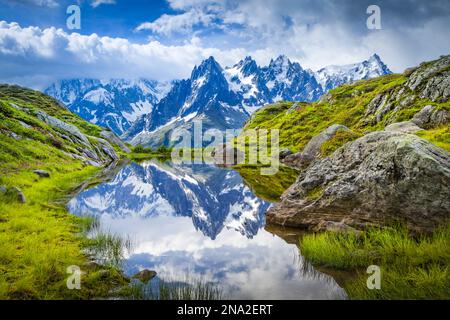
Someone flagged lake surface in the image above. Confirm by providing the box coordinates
[68,160,347,299]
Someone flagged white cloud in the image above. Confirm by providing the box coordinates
[9,0,59,7]
[0,21,244,89]
[1,0,450,90]
[90,0,116,8]
[135,0,450,72]
[136,9,216,36]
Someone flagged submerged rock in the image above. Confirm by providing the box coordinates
[267,131,450,233]
[132,269,157,284]
[212,145,245,166]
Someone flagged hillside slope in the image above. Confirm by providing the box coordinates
[0,85,128,299]
[242,55,450,233]
[243,55,449,154]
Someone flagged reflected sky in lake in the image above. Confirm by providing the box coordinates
[68,160,347,299]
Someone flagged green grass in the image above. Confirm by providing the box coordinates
[320,129,363,157]
[0,162,126,299]
[299,224,450,299]
[234,164,299,202]
[86,232,133,268]
[0,84,130,299]
[417,125,450,152]
[122,276,224,300]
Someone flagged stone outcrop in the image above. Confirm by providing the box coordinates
[100,130,131,153]
[34,109,119,165]
[36,110,91,146]
[267,131,450,233]
[412,105,449,129]
[283,124,350,169]
[362,55,449,127]
[1,186,27,203]
[405,55,450,102]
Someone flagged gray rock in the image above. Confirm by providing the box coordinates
[9,187,26,203]
[267,131,450,233]
[18,121,31,129]
[283,124,350,169]
[36,110,91,146]
[212,145,245,166]
[33,170,50,178]
[405,55,450,102]
[384,121,423,134]
[0,185,7,194]
[100,130,131,153]
[7,132,22,140]
[79,148,100,161]
[132,269,157,284]
[430,109,449,127]
[285,102,299,114]
[313,220,362,235]
[84,160,102,167]
[95,138,119,162]
[279,148,293,159]
[412,105,435,127]
[412,105,449,129]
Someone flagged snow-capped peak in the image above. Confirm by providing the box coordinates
[315,53,392,91]
[44,78,170,136]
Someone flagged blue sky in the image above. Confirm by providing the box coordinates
[0,0,172,41]
[1,0,450,89]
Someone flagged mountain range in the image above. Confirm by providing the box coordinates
[68,161,271,240]
[45,79,172,136]
[44,54,391,147]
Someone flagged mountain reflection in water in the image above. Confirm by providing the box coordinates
[68,160,347,299]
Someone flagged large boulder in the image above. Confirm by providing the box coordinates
[267,131,450,233]
[283,124,350,169]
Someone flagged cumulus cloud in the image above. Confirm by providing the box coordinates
[1,0,450,89]
[134,0,450,72]
[7,0,59,7]
[136,9,216,35]
[0,21,245,89]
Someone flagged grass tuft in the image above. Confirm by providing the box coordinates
[299,224,450,299]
